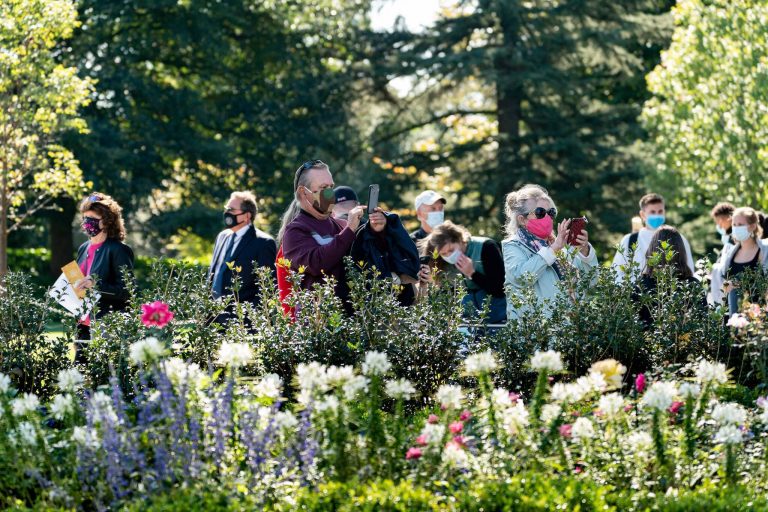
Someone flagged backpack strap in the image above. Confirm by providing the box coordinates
[627,232,639,254]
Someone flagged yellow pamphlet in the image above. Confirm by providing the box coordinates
[61,261,86,299]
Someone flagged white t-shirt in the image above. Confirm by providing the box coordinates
[611,228,695,282]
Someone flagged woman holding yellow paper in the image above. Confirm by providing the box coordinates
[74,193,134,341]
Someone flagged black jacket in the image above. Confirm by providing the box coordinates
[76,238,134,317]
[351,212,420,305]
[208,225,277,305]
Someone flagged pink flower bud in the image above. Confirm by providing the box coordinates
[668,401,684,415]
[459,410,472,422]
[428,414,440,424]
[449,421,464,434]
[452,435,466,446]
[509,392,520,402]
[559,424,573,438]
[635,373,646,394]
[406,447,422,460]
[415,434,428,446]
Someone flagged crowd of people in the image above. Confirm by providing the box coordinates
[71,160,768,342]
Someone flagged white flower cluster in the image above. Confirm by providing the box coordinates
[9,421,37,447]
[714,424,744,445]
[530,350,563,372]
[598,393,625,418]
[72,426,101,450]
[550,372,606,404]
[540,403,562,424]
[571,417,595,441]
[362,351,391,376]
[129,337,167,365]
[216,342,253,368]
[11,393,40,417]
[50,394,75,420]
[89,391,118,425]
[464,350,498,376]
[297,362,329,393]
[678,382,701,399]
[0,373,11,394]
[442,441,469,467]
[385,379,416,400]
[326,366,355,386]
[490,387,529,435]
[163,358,205,389]
[624,431,653,454]
[342,375,369,401]
[641,381,678,411]
[436,384,463,409]
[420,423,446,445]
[695,360,729,386]
[711,402,747,426]
[254,373,283,401]
[57,368,84,393]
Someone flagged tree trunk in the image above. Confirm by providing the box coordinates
[493,0,524,206]
[48,197,76,274]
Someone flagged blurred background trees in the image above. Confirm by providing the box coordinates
[3,0,762,278]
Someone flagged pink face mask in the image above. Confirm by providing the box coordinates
[527,216,553,239]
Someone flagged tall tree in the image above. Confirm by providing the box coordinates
[642,0,768,211]
[0,0,93,277]
[366,0,673,246]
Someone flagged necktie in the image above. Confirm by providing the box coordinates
[212,234,236,298]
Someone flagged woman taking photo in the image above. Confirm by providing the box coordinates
[74,193,134,343]
[502,184,598,321]
[710,206,768,316]
[421,221,507,324]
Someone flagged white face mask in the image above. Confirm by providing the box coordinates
[441,249,462,265]
[426,211,445,229]
[721,233,731,245]
[732,225,752,242]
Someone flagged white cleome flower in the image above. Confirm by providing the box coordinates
[296,362,329,393]
[491,388,514,409]
[540,403,562,424]
[442,441,469,467]
[273,411,299,431]
[598,393,625,418]
[72,426,100,450]
[0,373,11,394]
[15,421,37,446]
[216,342,253,368]
[57,368,85,393]
[713,424,744,445]
[625,431,653,454]
[678,382,701,399]
[551,382,586,403]
[11,393,40,417]
[464,350,499,376]
[362,351,391,376]
[530,350,564,372]
[325,366,356,387]
[315,395,340,414]
[695,360,729,386]
[88,391,118,424]
[641,381,677,412]
[576,371,608,395]
[50,394,75,420]
[420,423,446,445]
[342,375,369,401]
[502,403,530,436]
[436,384,463,409]
[571,417,595,441]
[254,373,283,401]
[163,358,205,389]
[129,337,168,366]
[385,378,416,400]
[711,402,747,426]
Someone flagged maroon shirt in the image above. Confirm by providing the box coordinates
[282,210,356,294]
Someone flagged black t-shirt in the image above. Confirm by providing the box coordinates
[469,239,506,298]
[727,246,760,280]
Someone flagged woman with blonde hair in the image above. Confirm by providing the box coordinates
[710,206,768,315]
[501,184,598,320]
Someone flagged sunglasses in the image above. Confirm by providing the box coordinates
[294,159,326,190]
[529,207,558,219]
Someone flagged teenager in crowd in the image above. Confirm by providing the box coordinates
[502,184,597,321]
[612,193,695,282]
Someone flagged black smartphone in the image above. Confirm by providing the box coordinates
[419,255,432,265]
[368,184,380,214]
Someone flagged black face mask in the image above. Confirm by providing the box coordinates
[224,211,244,228]
[82,217,102,237]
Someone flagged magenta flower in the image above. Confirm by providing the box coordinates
[559,424,573,438]
[635,373,646,394]
[459,410,472,422]
[452,435,466,446]
[449,421,464,434]
[406,447,422,460]
[415,434,428,446]
[428,414,440,424]
[509,392,520,402]
[668,401,684,415]
[141,301,174,328]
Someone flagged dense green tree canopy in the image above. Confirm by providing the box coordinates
[642,0,768,211]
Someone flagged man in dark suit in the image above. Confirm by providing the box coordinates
[209,191,277,311]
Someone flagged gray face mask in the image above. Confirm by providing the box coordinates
[441,249,462,265]
[426,211,445,228]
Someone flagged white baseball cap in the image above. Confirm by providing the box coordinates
[414,190,446,211]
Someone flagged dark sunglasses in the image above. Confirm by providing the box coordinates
[529,207,557,219]
[294,159,326,190]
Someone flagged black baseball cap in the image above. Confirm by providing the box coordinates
[334,186,358,203]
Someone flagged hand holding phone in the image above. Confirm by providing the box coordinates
[368,184,379,214]
[567,216,588,246]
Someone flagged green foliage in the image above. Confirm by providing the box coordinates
[642,0,768,210]
[0,272,71,399]
[0,0,93,274]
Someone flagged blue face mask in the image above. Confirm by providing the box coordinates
[645,214,665,230]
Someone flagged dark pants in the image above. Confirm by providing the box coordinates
[75,324,90,365]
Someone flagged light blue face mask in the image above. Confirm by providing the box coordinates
[645,214,665,230]
[732,225,752,242]
[441,249,462,265]
[426,211,445,229]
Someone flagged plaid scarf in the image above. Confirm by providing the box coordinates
[516,227,564,281]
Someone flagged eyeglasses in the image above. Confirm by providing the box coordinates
[529,207,557,219]
[294,159,326,190]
